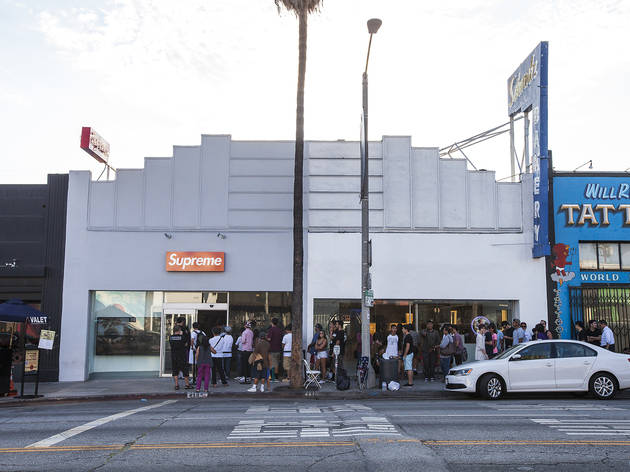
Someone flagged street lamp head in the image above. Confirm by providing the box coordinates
[367,18,382,34]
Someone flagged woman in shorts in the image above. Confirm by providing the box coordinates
[315,330,328,382]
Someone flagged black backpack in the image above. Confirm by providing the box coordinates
[336,367,351,391]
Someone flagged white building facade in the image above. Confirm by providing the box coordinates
[60,135,546,381]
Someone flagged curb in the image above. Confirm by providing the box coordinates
[0,389,454,407]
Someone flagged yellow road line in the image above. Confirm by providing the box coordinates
[2,438,630,454]
[424,440,630,446]
[0,441,355,454]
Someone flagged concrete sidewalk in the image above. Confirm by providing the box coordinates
[2,375,453,405]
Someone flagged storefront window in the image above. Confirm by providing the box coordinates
[598,243,620,270]
[229,292,291,332]
[90,291,162,374]
[579,243,598,270]
[314,299,514,349]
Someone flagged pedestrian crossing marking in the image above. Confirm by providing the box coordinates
[245,403,373,415]
[489,403,624,411]
[228,416,400,440]
[532,418,630,436]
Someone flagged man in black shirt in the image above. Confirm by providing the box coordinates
[169,326,192,390]
[401,324,415,387]
[502,321,514,349]
[585,320,602,347]
[331,320,346,372]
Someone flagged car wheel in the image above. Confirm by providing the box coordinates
[479,374,504,400]
[589,373,617,400]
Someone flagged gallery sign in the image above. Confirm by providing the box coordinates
[508,42,550,258]
[166,252,225,272]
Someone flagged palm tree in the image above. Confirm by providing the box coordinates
[274,0,322,388]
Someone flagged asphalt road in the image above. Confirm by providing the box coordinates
[1,395,630,471]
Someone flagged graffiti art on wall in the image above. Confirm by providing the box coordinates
[550,243,575,285]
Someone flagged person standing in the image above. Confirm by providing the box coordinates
[511,319,525,346]
[502,321,513,349]
[585,320,602,347]
[315,329,328,382]
[0,336,13,397]
[240,322,254,384]
[420,321,440,381]
[495,324,504,354]
[574,321,587,342]
[485,324,495,359]
[210,327,228,387]
[451,326,466,365]
[331,319,346,372]
[521,322,532,342]
[267,318,283,382]
[401,325,415,387]
[475,325,489,361]
[169,326,193,390]
[308,323,323,367]
[408,325,420,375]
[439,325,454,381]
[222,326,234,378]
[248,332,271,393]
[385,325,399,359]
[189,322,205,383]
[195,334,215,393]
[281,324,292,382]
[599,320,615,351]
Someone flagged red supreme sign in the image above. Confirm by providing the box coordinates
[166,252,225,272]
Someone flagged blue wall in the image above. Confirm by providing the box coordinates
[553,175,630,337]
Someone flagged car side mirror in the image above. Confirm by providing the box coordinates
[510,354,522,361]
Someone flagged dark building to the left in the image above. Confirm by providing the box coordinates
[0,174,68,381]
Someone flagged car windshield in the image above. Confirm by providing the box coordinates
[493,344,523,360]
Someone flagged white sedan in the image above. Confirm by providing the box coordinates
[445,339,630,400]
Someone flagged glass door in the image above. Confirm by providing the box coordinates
[160,309,195,377]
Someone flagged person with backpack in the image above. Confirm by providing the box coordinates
[189,322,206,383]
[195,334,215,392]
[439,324,455,381]
[248,331,271,393]
[401,324,415,387]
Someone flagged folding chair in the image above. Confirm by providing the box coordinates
[303,359,321,390]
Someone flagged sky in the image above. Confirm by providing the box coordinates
[1,0,629,184]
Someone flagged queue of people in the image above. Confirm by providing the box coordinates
[167,316,294,394]
[574,319,616,351]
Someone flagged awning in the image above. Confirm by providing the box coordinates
[0,299,50,324]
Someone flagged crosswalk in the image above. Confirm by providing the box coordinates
[489,403,625,412]
[231,405,399,440]
[532,418,630,436]
[228,416,400,440]
[246,404,373,415]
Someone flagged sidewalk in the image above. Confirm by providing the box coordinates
[2,376,453,406]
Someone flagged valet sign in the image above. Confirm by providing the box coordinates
[166,252,225,272]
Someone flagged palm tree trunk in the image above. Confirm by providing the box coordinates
[290,7,307,388]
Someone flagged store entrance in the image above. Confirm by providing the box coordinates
[160,304,228,376]
[197,310,228,336]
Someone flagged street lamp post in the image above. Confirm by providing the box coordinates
[361,18,381,388]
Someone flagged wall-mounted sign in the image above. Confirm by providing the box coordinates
[508,42,550,258]
[38,329,55,350]
[80,127,110,164]
[166,252,225,272]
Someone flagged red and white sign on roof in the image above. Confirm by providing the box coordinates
[80,127,110,164]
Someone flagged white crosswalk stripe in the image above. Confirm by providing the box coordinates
[245,403,373,415]
[228,416,400,440]
[490,403,625,411]
[532,418,630,436]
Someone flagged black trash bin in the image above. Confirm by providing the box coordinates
[379,357,399,385]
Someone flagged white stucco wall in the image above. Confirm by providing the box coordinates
[60,171,294,381]
[306,232,548,342]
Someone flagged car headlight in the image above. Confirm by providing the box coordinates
[449,368,473,376]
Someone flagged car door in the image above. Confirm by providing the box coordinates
[554,342,597,389]
[508,343,555,390]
